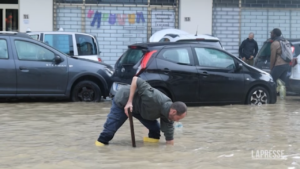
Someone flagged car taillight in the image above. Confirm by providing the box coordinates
[135,50,157,76]
[291,46,295,53]
[98,58,102,62]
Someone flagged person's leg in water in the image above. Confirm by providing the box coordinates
[96,100,128,146]
[132,113,161,143]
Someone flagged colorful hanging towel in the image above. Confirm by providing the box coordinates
[136,12,145,23]
[108,14,117,25]
[91,11,102,28]
[128,14,135,24]
[102,13,109,22]
[87,9,94,18]
[117,14,127,25]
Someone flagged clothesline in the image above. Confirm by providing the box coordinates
[88,10,146,28]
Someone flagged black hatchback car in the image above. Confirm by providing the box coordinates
[110,42,277,105]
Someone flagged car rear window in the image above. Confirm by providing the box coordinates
[176,40,223,49]
[118,49,144,65]
[256,42,271,61]
[75,34,98,56]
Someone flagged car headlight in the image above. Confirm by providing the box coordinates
[105,68,114,77]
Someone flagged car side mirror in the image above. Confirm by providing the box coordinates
[54,55,63,64]
[236,63,243,71]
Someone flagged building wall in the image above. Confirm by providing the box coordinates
[55,3,177,65]
[19,0,53,32]
[212,7,240,56]
[179,0,212,35]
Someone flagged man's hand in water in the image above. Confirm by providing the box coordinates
[166,140,174,145]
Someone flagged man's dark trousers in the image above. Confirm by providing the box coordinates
[271,64,290,86]
[97,99,161,144]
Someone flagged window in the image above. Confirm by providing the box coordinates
[195,48,236,69]
[15,41,55,61]
[75,34,97,56]
[159,38,170,42]
[256,42,271,61]
[161,48,191,64]
[44,34,73,56]
[0,39,8,59]
[29,34,39,40]
[119,49,144,65]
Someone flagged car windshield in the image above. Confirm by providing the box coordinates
[118,49,144,66]
[256,42,271,61]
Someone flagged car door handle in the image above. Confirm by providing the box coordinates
[163,68,170,74]
[19,66,29,72]
[200,71,209,78]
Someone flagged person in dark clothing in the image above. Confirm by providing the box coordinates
[95,76,187,146]
[239,32,259,65]
[270,28,290,85]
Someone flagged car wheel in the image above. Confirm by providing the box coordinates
[72,80,102,102]
[247,86,270,105]
[156,88,172,100]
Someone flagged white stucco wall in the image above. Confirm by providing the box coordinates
[19,0,53,32]
[179,0,213,35]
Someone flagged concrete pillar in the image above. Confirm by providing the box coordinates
[19,0,53,32]
[179,0,213,35]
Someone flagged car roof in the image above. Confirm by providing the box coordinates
[129,42,221,49]
[175,34,220,41]
[27,31,95,37]
[0,31,32,38]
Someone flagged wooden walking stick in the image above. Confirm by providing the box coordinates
[128,108,136,147]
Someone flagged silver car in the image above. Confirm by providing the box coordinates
[27,30,102,62]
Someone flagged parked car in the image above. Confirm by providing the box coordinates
[253,38,300,94]
[109,42,277,105]
[0,31,113,102]
[26,30,102,62]
[149,28,225,50]
[290,56,300,94]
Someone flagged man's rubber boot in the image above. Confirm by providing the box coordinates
[95,141,105,146]
[143,137,159,143]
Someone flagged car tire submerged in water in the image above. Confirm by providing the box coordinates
[71,80,102,102]
[247,86,270,105]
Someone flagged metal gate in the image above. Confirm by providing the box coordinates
[53,0,179,65]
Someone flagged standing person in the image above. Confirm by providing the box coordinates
[270,28,291,85]
[95,76,187,146]
[239,32,259,65]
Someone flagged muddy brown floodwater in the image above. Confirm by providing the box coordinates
[1,96,300,169]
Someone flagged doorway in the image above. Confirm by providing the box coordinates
[0,4,19,31]
[0,9,2,31]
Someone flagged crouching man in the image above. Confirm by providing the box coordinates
[95,76,187,146]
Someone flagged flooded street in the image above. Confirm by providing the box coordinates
[1,97,300,169]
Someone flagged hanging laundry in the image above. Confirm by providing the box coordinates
[117,14,127,25]
[87,9,94,18]
[102,13,109,22]
[108,14,117,25]
[128,14,136,24]
[136,12,145,23]
[91,11,102,28]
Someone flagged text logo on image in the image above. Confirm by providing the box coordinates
[252,150,286,160]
